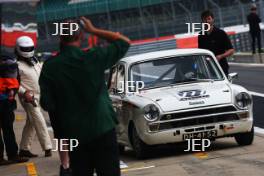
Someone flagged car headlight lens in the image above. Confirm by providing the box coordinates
[235,92,252,110]
[144,104,160,121]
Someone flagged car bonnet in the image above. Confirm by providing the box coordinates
[138,81,232,112]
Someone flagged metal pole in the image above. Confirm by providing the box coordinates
[152,18,159,38]
[203,0,208,9]
[178,2,192,23]
[235,0,246,25]
[259,0,264,50]
[170,0,176,20]
[137,0,144,38]
[208,0,223,28]
[106,0,112,29]
[40,1,50,41]
[260,0,264,21]
[138,0,145,25]
[142,8,159,38]
[74,1,78,18]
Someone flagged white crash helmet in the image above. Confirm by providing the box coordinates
[16,36,35,58]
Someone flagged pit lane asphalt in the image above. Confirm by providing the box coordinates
[230,63,264,129]
[120,61,264,176]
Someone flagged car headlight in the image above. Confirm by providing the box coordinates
[235,92,252,110]
[144,104,160,122]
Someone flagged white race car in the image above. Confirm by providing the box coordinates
[108,49,254,158]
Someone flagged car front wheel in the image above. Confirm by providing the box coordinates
[131,126,151,159]
[235,127,254,146]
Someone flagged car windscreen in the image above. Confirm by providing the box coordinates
[129,55,224,89]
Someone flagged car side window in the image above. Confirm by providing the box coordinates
[109,64,125,94]
[116,64,125,93]
[109,66,117,94]
[203,56,223,79]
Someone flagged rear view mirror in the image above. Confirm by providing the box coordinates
[228,72,238,82]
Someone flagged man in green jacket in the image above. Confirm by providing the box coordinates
[39,17,130,176]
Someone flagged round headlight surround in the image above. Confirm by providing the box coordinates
[143,104,160,122]
[235,92,252,110]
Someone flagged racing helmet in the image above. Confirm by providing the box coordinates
[16,36,35,58]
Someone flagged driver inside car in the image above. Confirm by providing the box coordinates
[180,60,197,80]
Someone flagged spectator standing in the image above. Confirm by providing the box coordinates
[247,4,262,54]
[39,17,130,176]
[198,10,235,76]
[15,36,52,158]
[0,55,29,165]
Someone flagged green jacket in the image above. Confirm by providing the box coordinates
[39,39,130,142]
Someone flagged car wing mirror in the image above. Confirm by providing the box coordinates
[228,72,238,82]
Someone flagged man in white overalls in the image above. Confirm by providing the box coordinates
[15,36,52,158]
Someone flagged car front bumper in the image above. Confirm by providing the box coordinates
[139,119,253,145]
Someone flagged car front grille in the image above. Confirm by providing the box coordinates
[160,106,237,121]
[149,105,241,132]
[158,113,239,131]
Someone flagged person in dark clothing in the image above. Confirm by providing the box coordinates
[0,55,29,165]
[198,10,235,76]
[39,17,130,176]
[49,111,71,176]
[247,5,262,54]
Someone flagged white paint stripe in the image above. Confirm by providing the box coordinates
[229,62,264,67]
[254,127,264,135]
[120,160,128,169]
[249,91,264,98]
[122,165,155,172]
[175,23,264,39]
[1,23,37,33]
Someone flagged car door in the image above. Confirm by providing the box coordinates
[108,64,126,141]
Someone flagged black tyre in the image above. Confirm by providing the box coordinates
[131,126,151,159]
[235,127,254,146]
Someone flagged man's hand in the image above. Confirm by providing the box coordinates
[185,72,195,79]
[216,54,223,61]
[80,17,96,33]
[8,90,15,100]
[24,90,34,103]
[80,16,130,43]
[216,49,235,61]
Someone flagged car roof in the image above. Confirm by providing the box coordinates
[120,48,214,64]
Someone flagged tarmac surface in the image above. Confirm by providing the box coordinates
[230,63,264,130]
[1,112,264,176]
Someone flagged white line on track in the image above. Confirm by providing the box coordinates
[122,165,156,172]
[249,91,264,98]
[254,127,264,135]
[229,62,264,67]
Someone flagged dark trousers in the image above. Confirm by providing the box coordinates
[69,129,120,176]
[250,31,262,53]
[0,100,18,159]
[219,62,229,77]
[223,67,229,77]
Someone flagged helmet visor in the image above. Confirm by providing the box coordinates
[20,46,34,52]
